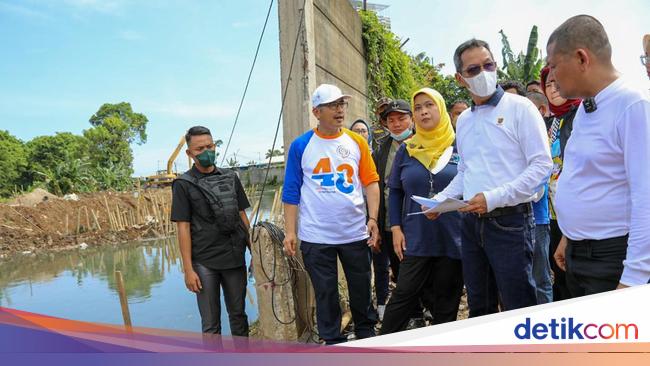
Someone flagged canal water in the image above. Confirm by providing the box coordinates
[0,189,278,335]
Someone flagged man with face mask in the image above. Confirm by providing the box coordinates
[372,99,413,321]
[171,126,252,336]
[427,39,552,317]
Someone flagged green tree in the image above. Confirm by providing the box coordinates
[265,148,283,159]
[410,52,471,108]
[84,115,133,169]
[0,130,28,197]
[24,132,88,187]
[226,154,239,168]
[89,102,148,145]
[360,10,417,110]
[498,25,544,84]
[46,157,97,195]
[360,10,470,119]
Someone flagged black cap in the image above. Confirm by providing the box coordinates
[381,99,411,119]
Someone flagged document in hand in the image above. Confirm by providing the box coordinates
[409,195,468,215]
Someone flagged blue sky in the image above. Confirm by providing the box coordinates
[1,0,648,176]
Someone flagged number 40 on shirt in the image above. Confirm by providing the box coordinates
[311,157,355,194]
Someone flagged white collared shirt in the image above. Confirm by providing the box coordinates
[438,92,552,213]
[555,78,650,286]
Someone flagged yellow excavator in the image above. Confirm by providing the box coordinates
[144,136,192,188]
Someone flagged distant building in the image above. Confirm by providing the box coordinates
[349,0,391,28]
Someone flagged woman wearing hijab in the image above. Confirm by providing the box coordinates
[350,119,371,142]
[540,66,581,302]
[379,88,463,334]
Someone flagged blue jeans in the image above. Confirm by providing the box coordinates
[461,211,537,317]
[301,240,376,344]
[532,224,553,304]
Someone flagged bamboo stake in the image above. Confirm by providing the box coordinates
[248,197,261,223]
[91,209,102,231]
[76,207,81,234]
[65,214,69,236]
[104,196,115,230]
[114,270,132,328]
[84,206,90,232]
[114,205,121,231]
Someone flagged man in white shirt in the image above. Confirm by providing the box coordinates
[282,84,381,344]
[548,15,650,293]
[429,39,552,317]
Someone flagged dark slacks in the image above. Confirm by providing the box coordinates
[301,239,376,344]
[372,230,401,305]
[461,211,537,317]
[380,255,463,334]
[193,263,249,336]
[549,219,571,301]
[565,235,628,297]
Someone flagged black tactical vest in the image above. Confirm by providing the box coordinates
[173,168,246,270]
[176,168,241,234]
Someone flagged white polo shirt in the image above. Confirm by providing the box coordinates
[438,88,552,212]
[555,77,650,286]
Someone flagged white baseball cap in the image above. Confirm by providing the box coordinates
[311,84,351,108]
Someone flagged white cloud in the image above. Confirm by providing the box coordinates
[0,2,52,21]
[231,21,251,29]
[141,101,237,120]
[117,30,144,41]
[62,0,123,14]
[386,0,650,90]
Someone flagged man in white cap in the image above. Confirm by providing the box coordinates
[282,83,381,344]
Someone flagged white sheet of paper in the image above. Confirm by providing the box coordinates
[408,195,469,215]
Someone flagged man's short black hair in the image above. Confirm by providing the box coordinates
[450,100,469,109]
[547,15,612,61]
[500,80,526,96]
[185,126,212,145]
[526,91,549,108]
[453,39,495,73]
[526,80,541,88]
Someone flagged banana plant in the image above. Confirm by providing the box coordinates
[498,25,544,83]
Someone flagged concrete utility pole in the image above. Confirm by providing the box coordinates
[278,0,368,153]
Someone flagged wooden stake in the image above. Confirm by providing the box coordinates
[104,196,115,230]
[114,270,132,328]
[65,214,69,236]
[84,206,91,232]
[91,209,102,231]
[76,207,81,234]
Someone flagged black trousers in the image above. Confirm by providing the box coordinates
[549,220,571,301]
[372,231,401,305]
[193,263,249,336]
[380,255,463,335]
[301,240,376,344]
[565,235,628,297]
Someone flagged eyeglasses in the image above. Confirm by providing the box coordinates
[462,61,497,77]
[641,55,648,66]
[321,101,349,111]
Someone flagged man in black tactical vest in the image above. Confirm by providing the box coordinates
[171,126,252,336]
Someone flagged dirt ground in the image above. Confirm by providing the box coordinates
[0,188,174,257]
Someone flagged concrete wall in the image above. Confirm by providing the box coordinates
[278,0,368,150]
[238,166,285,186]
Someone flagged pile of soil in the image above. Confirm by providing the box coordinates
[7,188,60,207]
[0,188,174,256]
